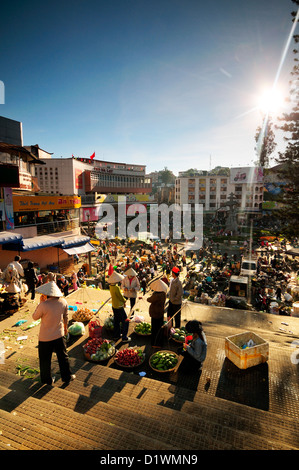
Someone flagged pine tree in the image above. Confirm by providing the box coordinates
[255,116,277,168]
[274,1,299,239]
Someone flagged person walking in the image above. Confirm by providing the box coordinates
[167,266,183,328]
[108,271,131,342]
[121,267,140,311]
[147,279,168,348]
[33,281,75,385]
[24,261,38,300]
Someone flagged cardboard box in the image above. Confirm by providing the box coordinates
[225,331,269,369]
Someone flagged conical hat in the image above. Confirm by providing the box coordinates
[124,267,137,277]
[36,281,63,297]
[150,279,168,293]
[107,271,124,284]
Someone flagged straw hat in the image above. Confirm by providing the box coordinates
[124,267,137,277]
[107,271,124,284]
[150,279,168,293]
[36,281,63,297]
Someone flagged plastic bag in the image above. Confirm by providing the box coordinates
[131,315,145,323]
[68,322,85,336]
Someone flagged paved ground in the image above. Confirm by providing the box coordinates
[1,285,298,421]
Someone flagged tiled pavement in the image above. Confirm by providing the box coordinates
[0,287,298,452]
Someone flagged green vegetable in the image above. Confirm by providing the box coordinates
[150,351,178,370]
[135,322,151,334]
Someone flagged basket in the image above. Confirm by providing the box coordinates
[88,320,103,339]
[114,348,145,369]
[84,347,115,363]
[83,339,115,362]
[149,350,179,373]
[133,323,151,336]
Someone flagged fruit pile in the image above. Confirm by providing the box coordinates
[134,321,151,335]
[104,315,114,330]
[115,347,144,367]
[72,307,93,322]
[83,338,115,361]
[170,326,192,343]
[150,351,178,371]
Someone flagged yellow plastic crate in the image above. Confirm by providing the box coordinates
[225,331,269,369]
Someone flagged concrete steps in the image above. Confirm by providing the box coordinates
[0,365,298,451]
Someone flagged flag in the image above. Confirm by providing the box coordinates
[90,152,95,160]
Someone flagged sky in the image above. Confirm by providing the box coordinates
[0,0,297,175]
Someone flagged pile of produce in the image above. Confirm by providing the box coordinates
[134,321,151,335]
[150,351,178,371]
[114,347,144,368]
[170,326,192,343]
[83,338,115,361]
[72,307,93,322]
[104,315,114,331]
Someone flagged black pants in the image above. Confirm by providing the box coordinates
[26,283,36,300]
[38,337,72,385]
[178,347,202,374]
[151,317,164,347]
[167,301,181,328]
[124,297,136,310]
[112,307,129,340]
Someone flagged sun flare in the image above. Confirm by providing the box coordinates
[258,87,284,114]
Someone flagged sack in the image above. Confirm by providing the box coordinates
[68,322,85,336]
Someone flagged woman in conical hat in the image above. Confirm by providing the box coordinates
[107,271,124,284]
[36,281,63,297]
[121,267,140,310]
[124,267,137,277]
[32,280,75,385]
[107,271,131,342]
[150,279,168,293]
[147,279,167,348]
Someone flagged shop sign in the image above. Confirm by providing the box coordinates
[13,195,81,211]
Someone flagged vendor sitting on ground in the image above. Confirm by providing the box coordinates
[178,320,207,374]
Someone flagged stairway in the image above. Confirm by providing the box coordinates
[0,352,298,451]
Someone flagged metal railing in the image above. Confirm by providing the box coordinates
[14,218,80,236]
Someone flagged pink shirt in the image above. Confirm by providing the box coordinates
[32,297,68,342]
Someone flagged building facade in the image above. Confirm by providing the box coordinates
[0,118,91,272]
[34,156,152,196]
[175,167,264,214]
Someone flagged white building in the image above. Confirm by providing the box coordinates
[33,153,152,197]
[175,167,264,213]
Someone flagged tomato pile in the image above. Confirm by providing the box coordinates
[115,347,144,367]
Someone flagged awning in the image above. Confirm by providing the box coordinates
[63,242,95,255]
[20,235,65,251]
[60,235,90,249]
[0,231,23,244]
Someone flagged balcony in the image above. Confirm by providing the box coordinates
[13,218,80,238]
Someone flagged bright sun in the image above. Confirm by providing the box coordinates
[258,87,284,114]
